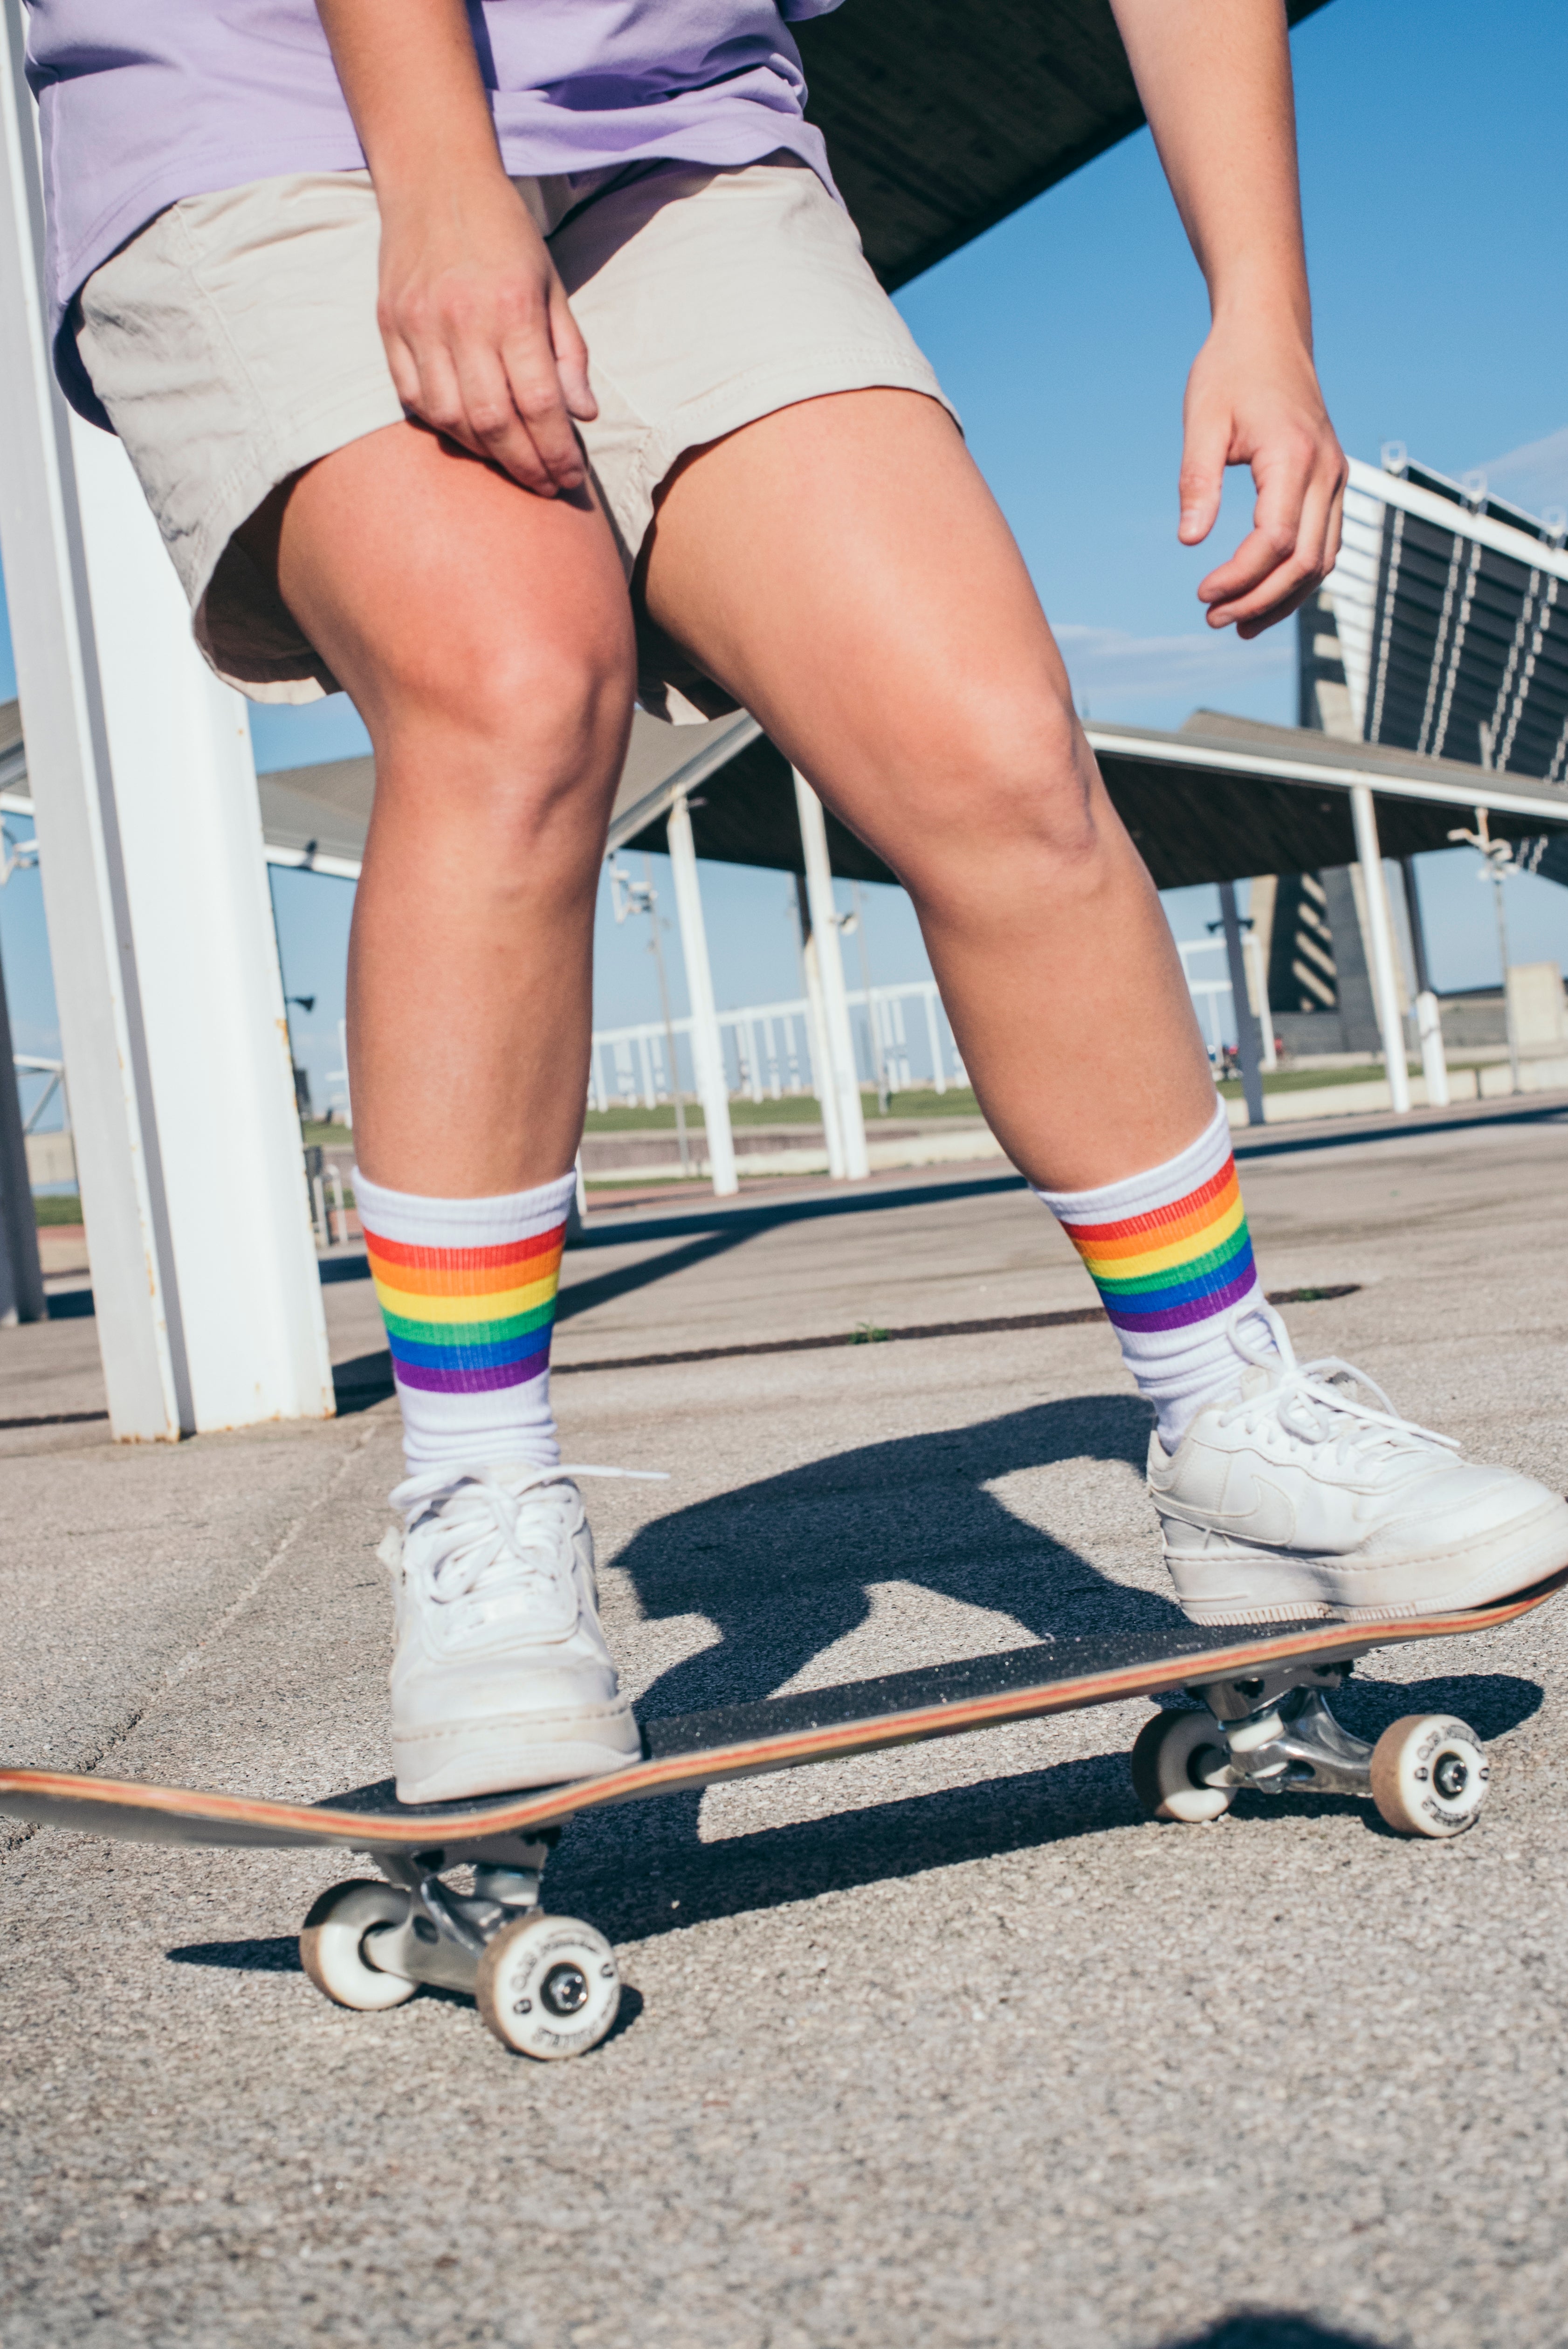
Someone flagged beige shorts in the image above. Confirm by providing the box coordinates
[76,156,953,723]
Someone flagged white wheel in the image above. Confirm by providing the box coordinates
[1131,1708,1234,1824]
[475,1913,620,2059]
[299,1879,418,2011]
[1370,1714,1489,1839]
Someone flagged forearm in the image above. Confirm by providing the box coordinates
[1109,0,1310,339]
[315,0,503,201]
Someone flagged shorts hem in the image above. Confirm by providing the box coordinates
[188,378,408,698]
[620,345,958,557]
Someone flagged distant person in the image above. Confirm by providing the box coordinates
[24,0,1567,1801]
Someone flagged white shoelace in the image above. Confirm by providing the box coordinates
[388,1464,666,1607]
[1219,1302,1459,1473]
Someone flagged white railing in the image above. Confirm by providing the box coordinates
[589,979,968,1113]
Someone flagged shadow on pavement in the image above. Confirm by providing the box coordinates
[168,1935,301,1973]
[45,1288,96,1320]
[1158,2317,1388,2348]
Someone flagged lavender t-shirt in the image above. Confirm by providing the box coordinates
[23,0,846,425]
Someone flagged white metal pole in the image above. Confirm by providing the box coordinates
[664,790,737,1197]
[1397,855,1449,1106]
[1244,931,1278,1071]
[796,899,845,1177]
[0,943,43,1322]
[922,988,948,1095]
[1416,992,1450,1106]
[792,771,869,1181]
[0,9,332,1433]
[1217,883,1265,1127]
[1349,784,1412,1114]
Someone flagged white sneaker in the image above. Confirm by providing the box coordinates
[1149,1305,1568,1626]
[381,1463,643,1805]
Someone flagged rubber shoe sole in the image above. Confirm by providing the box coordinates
[394,1699,640,1805]
[1166,1489,1568,1626]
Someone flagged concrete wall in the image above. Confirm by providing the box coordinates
[25,1130,76,1189]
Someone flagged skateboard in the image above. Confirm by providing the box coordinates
[3,1571,1561,2060]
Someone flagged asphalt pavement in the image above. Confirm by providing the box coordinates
[3,1099,1567,2349]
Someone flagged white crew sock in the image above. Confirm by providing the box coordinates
[354,1167,576,1475]
[1032,1102,1275,1451]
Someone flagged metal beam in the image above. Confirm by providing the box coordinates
[1082,721,1568,826]
[1345,457,1568,588]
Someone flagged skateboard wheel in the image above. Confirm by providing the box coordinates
[1370,1714,1489,1839]
[299,1879,419,2011]
[475,1913,620,2059]
[1130,1708,1233,1824]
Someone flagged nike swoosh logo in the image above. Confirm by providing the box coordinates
[1214,1467,1297,1547]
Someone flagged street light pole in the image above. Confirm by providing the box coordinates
[1451,766,1521,1098]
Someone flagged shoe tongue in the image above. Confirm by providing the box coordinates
[1237,1363,1279,1401]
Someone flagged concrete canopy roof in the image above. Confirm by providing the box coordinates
[605,705,1568,893]
[12,692,1566,893]
[6,696,1565,894]
[798,0,1337,289]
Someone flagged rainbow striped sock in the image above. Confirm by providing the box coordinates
[1032,1103,1272,1450]
[353,1167,576,1473]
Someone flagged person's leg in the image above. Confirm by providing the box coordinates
[241,420,634,1198]
[641,391,1568,1622]
[641,390,1262,1440]
[239,419,646,1792]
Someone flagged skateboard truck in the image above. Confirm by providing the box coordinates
[1191,1658,1375,1799]
[1131,1650,1491,1837]
[298,1828,622,2058]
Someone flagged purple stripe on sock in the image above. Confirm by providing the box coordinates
[1103,1267,1258,1333]
[392,1352,550,1395]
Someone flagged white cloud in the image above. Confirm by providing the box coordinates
[1053,622,1292,711]
[1474,424,1568,519]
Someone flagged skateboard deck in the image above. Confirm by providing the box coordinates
[4,1573,1561,2058]
[3,1575,1560,1852]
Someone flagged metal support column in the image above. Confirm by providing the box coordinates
[664,790,737,1198]
[1217,883,1265,1129]
[1349,785,1412,1114]
[1399,855,1449,1107]
[0,8,332,1433]
[795,875,846,1178]
[793,772,868,1181]
[0,942,44,1322]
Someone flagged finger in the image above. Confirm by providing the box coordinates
[549,281,598,423]
[379,323,423,414]
[1208,453,1345,633]
[399,338,476,451]
[1177,400,1229,547]
[1197,434,1316,615]
[502,333,588,494]
[447,336,557,493]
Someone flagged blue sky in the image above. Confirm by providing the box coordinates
[5,0,1568,1115]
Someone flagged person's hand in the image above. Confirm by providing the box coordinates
[375,166,597,496]
[1177,310,1348,638]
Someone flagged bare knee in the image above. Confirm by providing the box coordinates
[890,687,1110,913]
[367,615,637,861]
